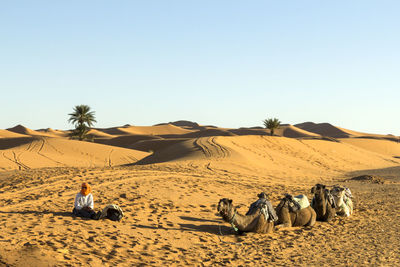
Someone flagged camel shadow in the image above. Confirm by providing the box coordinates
[0,210,83,219]
[133,216,235,235]
[179,216,221,223]
[178,223,234,235]
[179,216,235,235]
[134,222,231,235]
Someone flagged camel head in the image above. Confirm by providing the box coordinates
[311,184,326,195]
[330,186,346,207]
[217,198,235,221]
[257,192,268,199]
[330,186,345,197]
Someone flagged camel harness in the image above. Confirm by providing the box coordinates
[229,210,239,232]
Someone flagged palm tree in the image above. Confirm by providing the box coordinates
[263,118,281,136]
[68,105,97,140]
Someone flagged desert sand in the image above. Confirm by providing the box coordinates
[0,121,399,266]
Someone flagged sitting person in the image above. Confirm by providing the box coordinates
[72,182,101,220]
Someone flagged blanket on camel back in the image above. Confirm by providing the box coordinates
[246,198,278,222]
[292,195,310,210]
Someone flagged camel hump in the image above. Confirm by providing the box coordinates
[246,199,278,222]
[293,195,310,210]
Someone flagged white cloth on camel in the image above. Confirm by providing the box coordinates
[293,195,310,210]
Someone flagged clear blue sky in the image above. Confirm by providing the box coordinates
[1,1,399,134]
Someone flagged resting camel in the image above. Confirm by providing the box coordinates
[217,198,274,234]
[311,184,336,222]
[275,194,316,228]
[330,186,353,217]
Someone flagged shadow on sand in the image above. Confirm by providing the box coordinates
[134,223,234,235]
[134,216,235,235]
[0,210,92,219]
[179,216,220,223]
[178,223,234,235]
[346,166,400,182]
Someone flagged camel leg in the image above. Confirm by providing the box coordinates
[305,216,316,227]
[236,230,246,235]
[305,210,317,227]
[275,222,291,229]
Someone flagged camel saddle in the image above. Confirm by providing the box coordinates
[246,198,278,222]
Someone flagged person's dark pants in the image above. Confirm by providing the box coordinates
[73,208,97,219]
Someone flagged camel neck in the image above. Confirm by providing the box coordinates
[229,211,239,232]
[229,211,260,232]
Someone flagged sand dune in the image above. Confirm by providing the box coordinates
[171,128,236,138]
[155,120,206,130]
[0,129,29,138]
[0,137,36,150]
[295,122,393,138]
[228,128,269,136]
[135,136,243,165]
[156,120,219,131]
[0,137,399,265]
[86,129,115,138]
[340,138,400,158]
[98,124,194,136]
[2,123,398,174]
[129,138,188,152]
[228,125,322,138]
[7,125,55,138]
[36,128,70,138]
[276,125,322,138]
[295,122,353,138]
[136,135,400,182]
[0,137,149,171]
[95,135,162,148]
[1,122,400,265]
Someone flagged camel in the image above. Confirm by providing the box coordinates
[217,198,274,234]
[246,192,278,221]
[311,184,336,222]
[275,194,316,228]
[330,186,353,217]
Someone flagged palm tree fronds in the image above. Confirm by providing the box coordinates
[67,105,97,141]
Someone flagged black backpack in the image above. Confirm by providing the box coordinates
[106,208,123,221]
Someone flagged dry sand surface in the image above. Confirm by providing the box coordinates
[0,137,149,170]
[0,122,399,266]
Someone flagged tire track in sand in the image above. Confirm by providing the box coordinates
[34,138,66,166]
[1,152,30,170]
[209,137,230,158]
[194,138,212,158]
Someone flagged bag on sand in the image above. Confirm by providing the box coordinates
[99,204,124,221]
